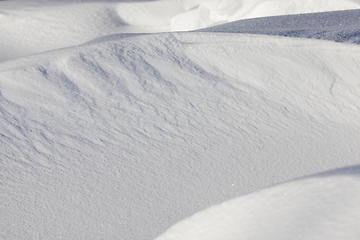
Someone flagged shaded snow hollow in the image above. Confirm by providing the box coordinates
[199,8,360,44]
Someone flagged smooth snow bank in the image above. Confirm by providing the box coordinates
[0,1,185,62]
[1,0,360,62]
[2,32,360,239]
[155,165,360,240]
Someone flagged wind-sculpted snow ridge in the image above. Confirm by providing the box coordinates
[2,32,360,239]
[198,9,360,45]
[154,165,360,240]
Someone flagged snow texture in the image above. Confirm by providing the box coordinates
[1,0,360,62]
[155,165,360,240]
[1,1,360,240]
[2,31,360,239]
[199,8,360,44]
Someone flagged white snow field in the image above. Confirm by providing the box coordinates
[155,165,360,240]
[2,0,360,240]
[1,0,360,62]
[2,30,360,239]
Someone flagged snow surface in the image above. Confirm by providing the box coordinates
[1,0,360,62]
[2,0,360,240]
[171,0,360,31]
[199,8,360,44]
[2,31,360,240]
[155,165,360,240]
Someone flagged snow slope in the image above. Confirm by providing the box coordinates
[0,1,186,62]
[171,0,360,31]
[2,31,360,239]
[2,1,360,239]
[155,165,360,240]
[1,0,360,62]
[200,8,360,44]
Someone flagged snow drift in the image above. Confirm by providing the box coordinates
[2,0,360,239]
[2,31,360,239]
[0,1,186,62]
[1,0,360,62]
[171,0,360,31]
[199,8,360,44]
[155,165,360,240]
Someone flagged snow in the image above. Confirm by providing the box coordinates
[0,1,185,62]
[1,0,360,240]
[199,8,360,44]
[171,0,360,31]
[2,31,360,239]
[154,165,360,240]
[1,0,360,62]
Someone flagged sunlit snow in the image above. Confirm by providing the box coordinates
[1,0,360,240]
[1,0,360,61]
[155,165,360,240]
